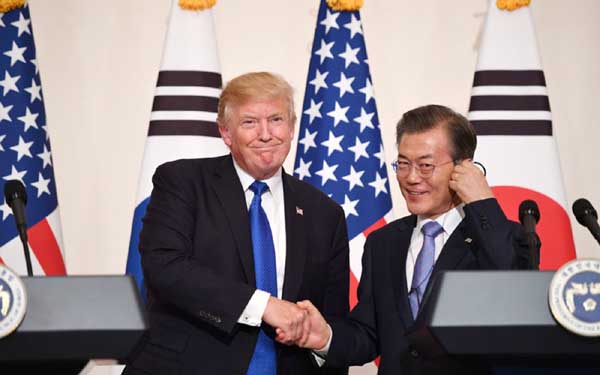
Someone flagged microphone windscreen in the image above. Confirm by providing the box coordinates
[3,180,27,206]
[572,198,598,225]
[519,199,540,224]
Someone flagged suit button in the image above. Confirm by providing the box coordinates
[410,349,419,358]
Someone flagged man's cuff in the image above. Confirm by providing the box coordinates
[237,289,270,327]
[311,324,333,366]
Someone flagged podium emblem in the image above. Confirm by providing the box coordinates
[0,264,27,339]
[549,259,600,337]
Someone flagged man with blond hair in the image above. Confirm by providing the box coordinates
[124,72,349,375]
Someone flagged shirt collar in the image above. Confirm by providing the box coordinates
[415,204,465,236]
[232,158,283,196]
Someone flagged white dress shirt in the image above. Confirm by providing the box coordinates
[405,205,464,291]
[316,205,466,359]
[234,160,287,327]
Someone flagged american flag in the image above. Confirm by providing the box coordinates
[293,0,394,315]
[0,4,66,275]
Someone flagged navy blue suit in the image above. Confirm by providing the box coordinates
[325,198,530,375]
[123,155,349,375]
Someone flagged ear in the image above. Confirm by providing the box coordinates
[218,122,232,147]
[289,121,295,140]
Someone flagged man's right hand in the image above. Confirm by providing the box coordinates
[448,160,494,204]
[280,300,331,350]
[262,297,309,345]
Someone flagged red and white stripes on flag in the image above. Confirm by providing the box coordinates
[0,209,64,275]
[468,0,576,269]
[0,4,66,275]
[125,0,228,297]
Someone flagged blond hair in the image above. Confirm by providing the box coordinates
[217,72,296,125]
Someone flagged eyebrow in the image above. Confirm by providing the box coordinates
[397,153,434,161]
[239,112,285,119]
[238,113,258,120]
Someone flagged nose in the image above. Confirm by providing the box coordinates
[405,164,422,184]
[257,119,272,141]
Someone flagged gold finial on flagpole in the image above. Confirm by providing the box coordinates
[326,0,364,11]
[179,0,217,11]
[497,0,531,11]
[0,0,26,13]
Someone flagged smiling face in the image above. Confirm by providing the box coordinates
[218,97,294,180]
[396,125,458,219]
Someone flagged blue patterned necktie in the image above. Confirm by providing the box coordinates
[409,221,444,319]
[246,181,277,375]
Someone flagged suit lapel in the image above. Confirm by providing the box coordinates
[390,216,417,327]
[418,220,471,314]
[211,155,255,285]
[281,173,306,301]
[430,219,471,280]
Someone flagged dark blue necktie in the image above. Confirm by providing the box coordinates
[246,181,277,375]
[409,221,444,319]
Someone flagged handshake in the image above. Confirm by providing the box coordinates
[262,297,332,350]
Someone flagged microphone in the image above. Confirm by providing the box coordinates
[3,180,33,276]
[519,199,541,269]
[572,198,600,246]
[4,180,28,237]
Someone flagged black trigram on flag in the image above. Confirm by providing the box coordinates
[469,70,552,136]
[150,70,222,137]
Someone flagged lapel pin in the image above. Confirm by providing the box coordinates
[464,237,473,244]
[296,206,304,216]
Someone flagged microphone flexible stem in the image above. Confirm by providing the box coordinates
[525,232,540,269]
[521,214,540,269]
[17,225,33,277]
[583,216,600,246]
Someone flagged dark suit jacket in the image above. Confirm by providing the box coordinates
[124,155,349,375]
[325,198,531,375]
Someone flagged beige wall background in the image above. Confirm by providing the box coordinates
[19,0,600,374]
[26,0,600,274]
